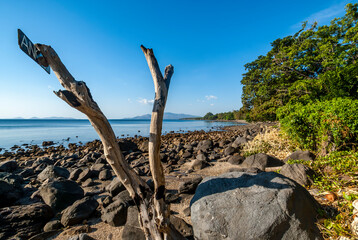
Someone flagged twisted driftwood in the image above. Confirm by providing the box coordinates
[36,44,184,240]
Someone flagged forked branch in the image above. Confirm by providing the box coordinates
[141,45,174,235]
[36,44,184,240]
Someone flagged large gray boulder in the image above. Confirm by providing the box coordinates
[190,171,322,240]
[39,179,84,212]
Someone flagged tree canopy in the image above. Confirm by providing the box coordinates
[240,3,358,121]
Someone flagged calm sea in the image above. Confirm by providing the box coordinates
[0,119,242,150]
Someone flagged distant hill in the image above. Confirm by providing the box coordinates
[129,112,200,120]
[29,117,76,119]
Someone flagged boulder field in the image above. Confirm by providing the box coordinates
[0,122,323,239]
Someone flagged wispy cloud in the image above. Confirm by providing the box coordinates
[138,98,154,105]
[210,103,214,106]
[292,1,348,29]
[205,95,218,101]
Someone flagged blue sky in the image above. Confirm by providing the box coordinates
[0,0,354,119]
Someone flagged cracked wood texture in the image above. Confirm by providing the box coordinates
[36,44,185,240]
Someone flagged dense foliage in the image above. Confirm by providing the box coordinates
[201,110,248,120]
[278,98,358,153]
[240,3,358,122]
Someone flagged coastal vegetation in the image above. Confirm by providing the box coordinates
[240,3,358,122]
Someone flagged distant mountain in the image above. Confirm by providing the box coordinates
[29,117,76,119]
[129,112,200,120]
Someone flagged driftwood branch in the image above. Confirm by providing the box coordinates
[141,45,174,236]
[36,44,184,240]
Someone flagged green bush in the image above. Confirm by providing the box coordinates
[277,98,358,153]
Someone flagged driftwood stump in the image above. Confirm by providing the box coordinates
[35,43,184,240]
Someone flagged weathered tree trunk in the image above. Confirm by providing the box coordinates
[141,45,173,237]
[35,44,185,240]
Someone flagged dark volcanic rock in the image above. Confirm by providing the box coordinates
[0,160,18,172]
[77,169,94,182]
[61,197,99,226]
[90,163,107,173]
[101,199,128,227]
[105,177,126,197]
[39,179,84,212]
[32,157,53,169]
[178,176,203,194]
[228,155,244,165]
[196,153,207,161]
[241,153,284,170]
[99,169,112,180]
[0,180,22,207]
[190,171,322,240]
[138,141,149,152]
[113,190,133,205]
[233,136,248,146]
[42,141,55,147]
[120,226,145,240]
[170,215,193,237]
[0,202,53,239]
[224,146,236,156]
[0,172,23,188]
[68,233,95,240]
[182,151,192,159]
[43,220,63,232]
[120,206,145,240]
[280,163,315,186]
[190,159,208,170]
[82,178,95,187]
[19,168,35,178]
[197,140,213,152]
[284,150,316,162]
[37,165,70,182]
[69,168,83,181]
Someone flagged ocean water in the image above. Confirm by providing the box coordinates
[0,119,242,150]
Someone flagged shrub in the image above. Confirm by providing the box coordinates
[277,98,358,154]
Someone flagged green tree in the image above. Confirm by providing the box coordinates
[240,3,358,121]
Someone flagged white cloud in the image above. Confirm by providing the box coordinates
[205,95,218,101]
[138,98,154,105]
[292,1,349,29]
[210,103,214,106]
[127,98,132,103]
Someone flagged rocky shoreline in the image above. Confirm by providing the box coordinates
[0,122,324,240]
